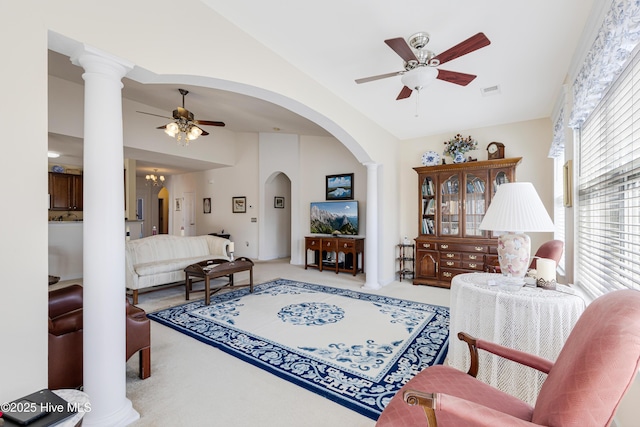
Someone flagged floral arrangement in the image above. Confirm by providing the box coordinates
[443,134,478,158]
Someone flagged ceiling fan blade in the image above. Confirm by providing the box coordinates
[384,37,418,63]
[436,69,477,86]
[396,86,413,100]
[355,71,403,84]
[199,128,210,136]
[137,111,172,120]
[432,32,491,66]
[194,120,226,127]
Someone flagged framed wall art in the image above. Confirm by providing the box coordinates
[232,196,246,213]
[274,196,285,208]
[203,198,211,214]
[326,173,354,200]
[175,198,182,212]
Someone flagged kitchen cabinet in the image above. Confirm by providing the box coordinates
[49,172,83,211]
[413,157,521,288]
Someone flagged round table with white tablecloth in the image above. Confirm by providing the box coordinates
[448,273,586,405]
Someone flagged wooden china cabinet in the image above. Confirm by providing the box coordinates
[413,157,522,288]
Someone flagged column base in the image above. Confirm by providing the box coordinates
[82,398,139,427]
[361,281,382,290]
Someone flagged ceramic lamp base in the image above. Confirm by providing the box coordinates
[497,232,531,278]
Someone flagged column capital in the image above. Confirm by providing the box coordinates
[71,44,134,81]
[362,161,379,169]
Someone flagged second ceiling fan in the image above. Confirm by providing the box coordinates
[137,88,225,145]
[356,32,491,100]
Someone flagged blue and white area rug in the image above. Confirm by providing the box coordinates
[148,279,449,420]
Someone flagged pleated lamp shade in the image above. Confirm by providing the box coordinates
[480,182,555,233]
[480,182,554,277]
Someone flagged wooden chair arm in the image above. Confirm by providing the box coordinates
[458,332,480,377]
[458,332,554,376]
[403,390,438,427]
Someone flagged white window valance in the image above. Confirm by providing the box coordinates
[568,0,640,129]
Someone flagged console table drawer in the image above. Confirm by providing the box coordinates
[306,239,321,250]
[323,240,337,250]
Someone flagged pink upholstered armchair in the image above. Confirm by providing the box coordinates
[376,289,640,427]
[529,239,564,270]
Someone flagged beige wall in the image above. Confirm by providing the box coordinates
[0,1,49,402]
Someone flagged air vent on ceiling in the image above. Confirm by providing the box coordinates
[481,85,501,96]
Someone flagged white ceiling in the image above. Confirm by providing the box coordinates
[48,0,597,173]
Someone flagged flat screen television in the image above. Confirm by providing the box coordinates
[310,201,358,235]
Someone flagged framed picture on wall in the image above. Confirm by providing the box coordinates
[203,198,211,214]
[175,198,182,211]
[274,196,285,208]
[232,196,246,213]
[326,173,354,200]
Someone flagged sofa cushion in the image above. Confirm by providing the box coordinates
[134,256,218,276]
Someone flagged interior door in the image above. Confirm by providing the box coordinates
[183,192,196,236]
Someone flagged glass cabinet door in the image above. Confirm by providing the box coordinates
[492,171,510,195]
[465,173,487,236]
[440,174,460,236]
[420,176,436,235]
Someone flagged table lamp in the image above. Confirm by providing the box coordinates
[479,182,555,278]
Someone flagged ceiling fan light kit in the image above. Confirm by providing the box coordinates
[137,88,225,147]
[401,66,438,91]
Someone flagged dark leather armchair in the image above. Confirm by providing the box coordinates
[48,285,84,390]
[48,285,151,390]
[126,298,151,379]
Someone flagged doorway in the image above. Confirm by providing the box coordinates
[158,187,169,234]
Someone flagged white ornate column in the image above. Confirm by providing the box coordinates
[362,162,381,289]
[71,46,138,426]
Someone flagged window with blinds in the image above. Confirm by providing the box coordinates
[553,152,566,273]
[577,46,640,297]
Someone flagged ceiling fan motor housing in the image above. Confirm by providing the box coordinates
[173,107,194,121]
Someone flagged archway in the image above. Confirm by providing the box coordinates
[262,171,292,260]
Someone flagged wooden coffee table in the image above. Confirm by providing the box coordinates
[184,257,254,305]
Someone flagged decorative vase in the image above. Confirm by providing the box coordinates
[453,152,466,163]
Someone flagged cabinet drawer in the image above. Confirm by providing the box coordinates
[306,238,321,250]
[442,259,461,268]
[417,241,437,250]
[439,243,488,253]
[462,261,484,271]
[440,252,461,260]
[462,253,483,262]
[439,269,465,281]
[338,240,356,251]
[323,240,337,250]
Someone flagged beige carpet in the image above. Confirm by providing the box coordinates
[117,259,450,426]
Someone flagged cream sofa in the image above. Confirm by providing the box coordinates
[125,234,231,303]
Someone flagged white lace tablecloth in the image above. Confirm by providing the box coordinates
[448,273,586,405]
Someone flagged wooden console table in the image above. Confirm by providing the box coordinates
[304,236,364,276]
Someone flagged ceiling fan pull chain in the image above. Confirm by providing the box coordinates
[415,90,420,117]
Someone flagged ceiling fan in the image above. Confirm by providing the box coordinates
[355,32,491,100]
[137,88,225,144]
